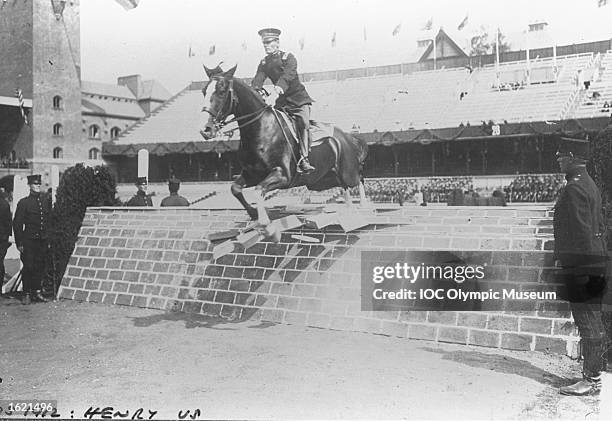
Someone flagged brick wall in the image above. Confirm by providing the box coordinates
[58,206,578,357]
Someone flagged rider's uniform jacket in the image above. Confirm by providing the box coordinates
[251,50,314,108]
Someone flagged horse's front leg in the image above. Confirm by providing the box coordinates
[231,173,258,220]
[255,167,291,242]
[344,188,353,209]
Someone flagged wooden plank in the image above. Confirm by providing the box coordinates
[236,230,264,250]
[207,229,239,242]
[212,240,235,260]
[271,215,303,232]
[339,215,369,232]
[304,212,338,229]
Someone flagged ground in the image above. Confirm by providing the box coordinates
[0,297,605,420]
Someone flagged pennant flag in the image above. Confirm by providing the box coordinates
[209,45,216,55]
[14,88,28,125]
[188,45,195,58]
[114,0,139,11]
[331,32,336,47]
[298,37,305,50]
[392,23,401,36]
[598,0,608,6]
[421,17,433,31]
[241,42,248,51]
[457,14,469,30]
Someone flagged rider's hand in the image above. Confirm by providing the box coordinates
[265,95,276,107]
[273,85,284,96]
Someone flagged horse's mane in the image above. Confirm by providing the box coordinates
[231,77,266,107]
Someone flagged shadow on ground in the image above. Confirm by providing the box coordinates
[129,310,278,331]
[422,346,568,387]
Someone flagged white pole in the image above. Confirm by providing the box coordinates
[137,149,149,180]
[433,29,437,70]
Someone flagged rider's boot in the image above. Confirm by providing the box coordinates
[297,128,315,174]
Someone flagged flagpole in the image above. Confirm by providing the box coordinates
[525,30,530,84]
[433,28,437,70]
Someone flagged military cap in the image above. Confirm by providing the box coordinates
[168,176,181,186]
[135,176,148,185]
[258,28,281,42]
[555,135,590,161]
[27,174,42,185]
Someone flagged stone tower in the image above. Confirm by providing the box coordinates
[0,0,83,180]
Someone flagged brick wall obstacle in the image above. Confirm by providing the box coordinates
[57,206,578,356]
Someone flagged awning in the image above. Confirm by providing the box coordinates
[103,139,240,156]
[0,96,32,108]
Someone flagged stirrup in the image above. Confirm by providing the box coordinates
[297,157,315,174]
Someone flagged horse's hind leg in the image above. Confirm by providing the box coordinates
[344,187,353,209]
[232,173,257,220]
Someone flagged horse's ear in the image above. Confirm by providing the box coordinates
[223,65,238,80]
[203,65,214,79]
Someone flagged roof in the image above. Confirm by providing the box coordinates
[0,96,32,108]
[139,80,172,101]
[81,95,145,119]
[81,80,136,99]
[111,85,237,144]
[418,28,468,62]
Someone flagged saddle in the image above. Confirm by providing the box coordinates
[276,110,335,146]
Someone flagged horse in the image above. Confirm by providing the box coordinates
[200,64,368,235]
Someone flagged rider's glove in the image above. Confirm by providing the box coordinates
[273,85,284,96]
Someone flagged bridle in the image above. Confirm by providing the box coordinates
[202,78,268,134]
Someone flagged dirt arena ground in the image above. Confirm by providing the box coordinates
[0,297,604,420]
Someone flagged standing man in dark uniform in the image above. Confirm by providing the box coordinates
[553,137,609,396]
[160,176,189,207]
[251,27,316,174]
[126,177,153,207]
[13,174,51,305]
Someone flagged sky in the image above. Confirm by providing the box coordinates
[80,0,612,95]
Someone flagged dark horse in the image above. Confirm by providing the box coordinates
[200,65,368,233]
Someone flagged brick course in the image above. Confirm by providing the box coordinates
[57,206,577,356]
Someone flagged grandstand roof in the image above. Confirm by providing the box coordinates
[417,29,468,62]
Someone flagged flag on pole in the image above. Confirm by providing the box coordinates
[14,88,28,125]
[115,0,139,11]
[241,42,248,51]
[298,37,305,50]
[392,23,402,36]
[331,32,336,47]
[421,17,433,31]
[188,44,195,58]
[209,45,216,55]
[457,14,469,30]
[598,0,608,6]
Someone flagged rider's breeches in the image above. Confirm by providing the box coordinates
[285,104,311,156]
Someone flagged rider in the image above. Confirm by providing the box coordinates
[251,28,315,174]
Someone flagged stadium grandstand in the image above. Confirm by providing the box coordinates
[105,30,612,205]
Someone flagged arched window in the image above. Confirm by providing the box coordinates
[53,95,62,109]
[110,127,121,140]
[89,124,100,139]
[53,123,63,136]
[53,147,63,159]
[88,148,100,160]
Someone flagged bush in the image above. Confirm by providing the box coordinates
[46,164,121,293]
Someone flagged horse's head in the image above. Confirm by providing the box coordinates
[201,64,237,140]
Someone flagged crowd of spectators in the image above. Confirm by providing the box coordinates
[0,158,30,169]
[503,174,565,202]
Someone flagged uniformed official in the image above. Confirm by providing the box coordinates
[13,174,51,305]
[126,177,153,207]
[553,137,609,396]
[160,176,189,207]
[251,27,316,174]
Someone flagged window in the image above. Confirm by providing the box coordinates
[89,124,100,139]
[89,148,100,160]
[53,95,62,109]
[110,127,121,140]
[53,147,63,159]
[53,123,63,136]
